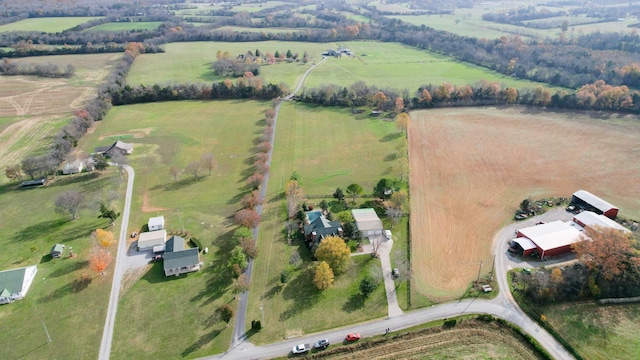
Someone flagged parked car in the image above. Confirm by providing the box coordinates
[392,268,400,278]
[130,231,138,238]
[150,254,163,263]
[313,338,330,350]
[292,343,310,354]
[345,333,360,342]
[566,205,575,212]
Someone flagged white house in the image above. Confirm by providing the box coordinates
[62,159,85,175]
[137,229,167,251]
[0,265,38,305]
[148,216,165,231]
[352,208,383,239]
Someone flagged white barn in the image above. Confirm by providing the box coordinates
[148,216,165,231]
[138,229,167,251]
[351,208,383,239]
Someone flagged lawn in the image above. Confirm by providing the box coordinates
[126,41,331,88]
[245,102,401,344]
[0,170,124,359]
[543,302,640,360]
[81,100,271,359]
[83,21,163,32]
[302,41,556,91]
[0,17,101,33]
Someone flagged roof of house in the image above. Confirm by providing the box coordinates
[94,141,133,154]
[165,236,185,253]
[148,215,165,227]
[519,220,585,252]
[163,248,199,271]
[0,266,35,295]
[572,190,618,212]
[62,159,84,172]
[574,211,629,233]
[50,244,64,254]
[138,229,167,247]
[304,211,341,236]
[351,208,383,231]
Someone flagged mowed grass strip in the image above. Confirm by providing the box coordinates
[83,100,270,359]
[83,21,163,32]
[245,103,400,344]
[0,170,124,359]
[544,302,640,360]
[0,17,102,33]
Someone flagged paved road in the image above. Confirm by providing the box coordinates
[98,165,134,360]
[231,57,327,347]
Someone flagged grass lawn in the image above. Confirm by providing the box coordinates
[126,41,331,88]
[80,100,271,358]
[0,17,101,33]
[543,302,640,360]
[303,41,556,91]
[0,170,124,359]
[83,22,163,32]
[245,102,401,343]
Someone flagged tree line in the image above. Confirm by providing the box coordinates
[0,58,74,78]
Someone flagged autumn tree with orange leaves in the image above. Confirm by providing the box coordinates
[93,229,115,247]
[89,247,112,276]
[572,227,640,281]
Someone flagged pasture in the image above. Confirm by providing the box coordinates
[0,170,123,360]
[408,107,640,300]
[245,102,402,343]
[0,17,101,33]
[0,53,121,181]
[544,302,640,360]
[83,21,163,32]
[81,100,271,359]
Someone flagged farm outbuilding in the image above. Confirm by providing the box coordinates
[352,208,383,239]
[137,229,167,251]
[50,244,65,258]
[573,211,630,233]
[148,216,165,231]
[516,220,585,259]
[571,190,618,219]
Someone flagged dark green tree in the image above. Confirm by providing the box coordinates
[333,188,345,201]
[374,178,395,199]
[93,154,109,171]
[286,49,293,58]
[98,202,120,225]
[359,275,379,298]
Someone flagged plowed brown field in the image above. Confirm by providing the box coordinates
[409,107,640,300]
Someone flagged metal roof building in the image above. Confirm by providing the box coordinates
[571,190,619,219]
[516,221,585,259]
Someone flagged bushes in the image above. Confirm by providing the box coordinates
[189,237,203,251]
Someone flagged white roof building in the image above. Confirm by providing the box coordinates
[517,220,585,258]
[137,229,167,251]
[148,216,165,231]
[351,208,383,238]
[573,211,630,233]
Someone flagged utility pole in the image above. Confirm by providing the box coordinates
[490,254,496,281]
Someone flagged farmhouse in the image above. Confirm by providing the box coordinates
[163,236,200,276]
[352,208,383,239]
[303,210,342,246]
[137,229,167,251]
[573,211,630,233]
[50,244,65,258]
[514,220,584,259]
[94,140,133,157]
[571,190,618,219]
[0,265,37,305]
[148,216,165,231]
[62,159,85,175]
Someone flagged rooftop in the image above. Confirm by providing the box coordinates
[573,190,617,212]
[519,220,584,251]
[164,248,199,271]
[574,211,629,233]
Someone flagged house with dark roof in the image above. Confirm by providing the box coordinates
[163,236,201,276]
[94,141,133,157]
[303,210,342,247]
[0,265,38,305]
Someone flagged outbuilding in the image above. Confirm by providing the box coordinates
[0,265,38,305]
[571,190,618,219]
[351,208,383,239]
[137,229,167,251]
[50,244,65,258]
[148,216,165,231]
[516,220,585,259]
[573,211,630,233]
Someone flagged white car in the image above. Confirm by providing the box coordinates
[292,343,310,354]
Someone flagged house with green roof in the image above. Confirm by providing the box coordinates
[163,236,201,277]
[0,265,38,305]
[303,210,343,247]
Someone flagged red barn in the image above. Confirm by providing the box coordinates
[571,190,618,219]
[516,221,585,259]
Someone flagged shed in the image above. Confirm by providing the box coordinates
[573,211,630,233]
[0,266,38,305]
[148,216,165,231]
[20,178,46,188]
[50,244,65,258]
[571,190,618,219]
[137,229,167,251]
[352,208,383,239]
[516,221,584,259]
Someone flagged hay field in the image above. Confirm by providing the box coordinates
[408,107,640,300]
[0,17,101,33]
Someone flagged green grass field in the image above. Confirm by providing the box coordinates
[0,170,123,359]
[216,26,313,34]
[303,41,555,91]
[83,22,163,33]
[0,17,102,33]
[80,100,271,359]
[544,302,640,359]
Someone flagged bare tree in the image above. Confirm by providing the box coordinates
[201,152,217,175]
[185,161,201,179]
[55,190,84,220]
[5,164,23,181]
[169,167,180,182]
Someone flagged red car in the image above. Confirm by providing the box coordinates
[345,333,360,342]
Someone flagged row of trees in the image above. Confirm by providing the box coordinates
[169,152,217,182]
[0,59,74,78]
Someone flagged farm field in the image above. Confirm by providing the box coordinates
[409,106,640,300]
[84,21,163,32]
[0,53,121,181]
[126,41,328,88]
[83,100,270,359]
[245,102,402,344]
[302,41,556,91]
[543,302,640,360]
[0,170,123,359]
[0,17,101,33]
[315,318,546,360]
